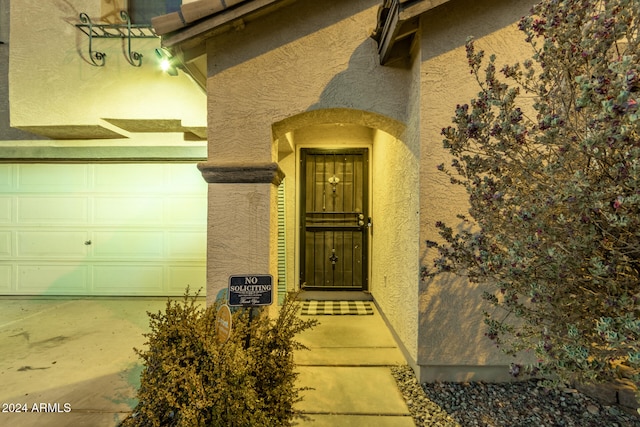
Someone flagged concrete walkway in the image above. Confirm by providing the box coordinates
[293,304,414,426]
[0,298,414,427]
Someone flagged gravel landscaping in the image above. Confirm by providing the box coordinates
[391,365,640,427]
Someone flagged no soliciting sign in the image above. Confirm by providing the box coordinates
[228,275,273,307]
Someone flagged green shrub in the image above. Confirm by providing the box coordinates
[120,289,317,427]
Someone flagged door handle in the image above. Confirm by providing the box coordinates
[356,214,372,230]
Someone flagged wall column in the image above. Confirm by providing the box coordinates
[198,162,284,306]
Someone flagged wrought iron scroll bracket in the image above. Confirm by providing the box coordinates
[78,13,106,66]
[76,11,158,67]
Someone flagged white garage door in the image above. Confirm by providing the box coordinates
[0,163,207,296]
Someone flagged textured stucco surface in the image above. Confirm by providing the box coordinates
[203,0,421,361]
[206,0,411,163]
[417,0,537,380]
[200,0,540,381]
[205,182,279,306]
[371,128,420,362]
[0,1,48,141]
[8,0,205,140]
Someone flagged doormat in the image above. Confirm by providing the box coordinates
[300,300,374,316]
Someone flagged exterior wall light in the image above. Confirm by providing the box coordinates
[155,48,179,76]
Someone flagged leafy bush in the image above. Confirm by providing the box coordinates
[424,0,640,392]
[120,290,317,427]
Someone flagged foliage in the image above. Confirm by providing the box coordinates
[424,0,640,390]
[119,289,317,427]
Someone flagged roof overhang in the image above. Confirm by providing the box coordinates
[152,0,454,87]
[152,0,297,89]
[154,0,296,49]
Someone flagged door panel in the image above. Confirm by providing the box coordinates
[301,149,368,290]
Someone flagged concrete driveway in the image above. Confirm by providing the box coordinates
[0,297,413,427]
[0,298,166,427]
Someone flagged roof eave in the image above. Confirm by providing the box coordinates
[154,0,294,50]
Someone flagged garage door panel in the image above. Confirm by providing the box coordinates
[166,198,207,225]
[0,231,11,256]
[0,197,11,223]
[17,265,89,294]
[166,165,208,193]
[93,266,163,293]
[93,164,165,193]
[17,164,89,192]
[167,266,206,293]
[17,231,88,258]
[93,197,164,225]
[0,165,12,191]
[167,232,206,259]
[17,197,88,224]
[0,265,11,291]
[93,231,164,258]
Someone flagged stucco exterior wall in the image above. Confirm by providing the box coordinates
[417,0,537,381]
[205,0,411,163]
[371,127,420,362]
[371,35,422,365]
[1,0,48,141]
[201,0,541,381]
[8,0,205,142]
[204,182,278,306]
[204,0,421,359]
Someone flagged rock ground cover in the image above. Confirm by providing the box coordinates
[392,365,640,427]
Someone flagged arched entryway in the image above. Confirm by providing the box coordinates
[272,108,408,296]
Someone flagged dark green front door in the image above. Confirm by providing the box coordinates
[300,149,368,290]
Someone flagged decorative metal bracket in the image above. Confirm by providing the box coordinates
[76,11,158,67]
